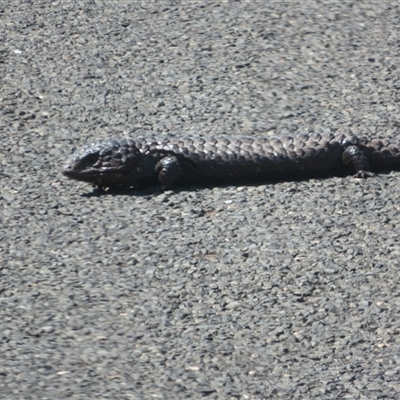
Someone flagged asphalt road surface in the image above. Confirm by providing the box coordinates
[2,1,400,399]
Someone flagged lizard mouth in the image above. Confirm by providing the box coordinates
[62,166,100,179]
[62,166,139,188]
[62,162,127,175]
[62,167,117,182]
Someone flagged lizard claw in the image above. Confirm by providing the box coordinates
[353,170,375,179]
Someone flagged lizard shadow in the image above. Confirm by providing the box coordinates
[79,167,393,198]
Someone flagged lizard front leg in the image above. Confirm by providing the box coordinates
[155,156,184,188]
[342,145,375,178]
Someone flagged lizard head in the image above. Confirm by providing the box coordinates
[62,138,147,189]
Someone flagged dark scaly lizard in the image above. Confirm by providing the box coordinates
[62,132,400,190]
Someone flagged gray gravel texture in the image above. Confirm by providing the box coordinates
[2,1,400,399]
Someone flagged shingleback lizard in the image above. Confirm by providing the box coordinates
[62,132,400,190]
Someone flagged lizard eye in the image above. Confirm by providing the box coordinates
[81,152,99,166]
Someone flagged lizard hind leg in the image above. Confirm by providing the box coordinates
[155,156,184,188]
[342,145,375,178]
